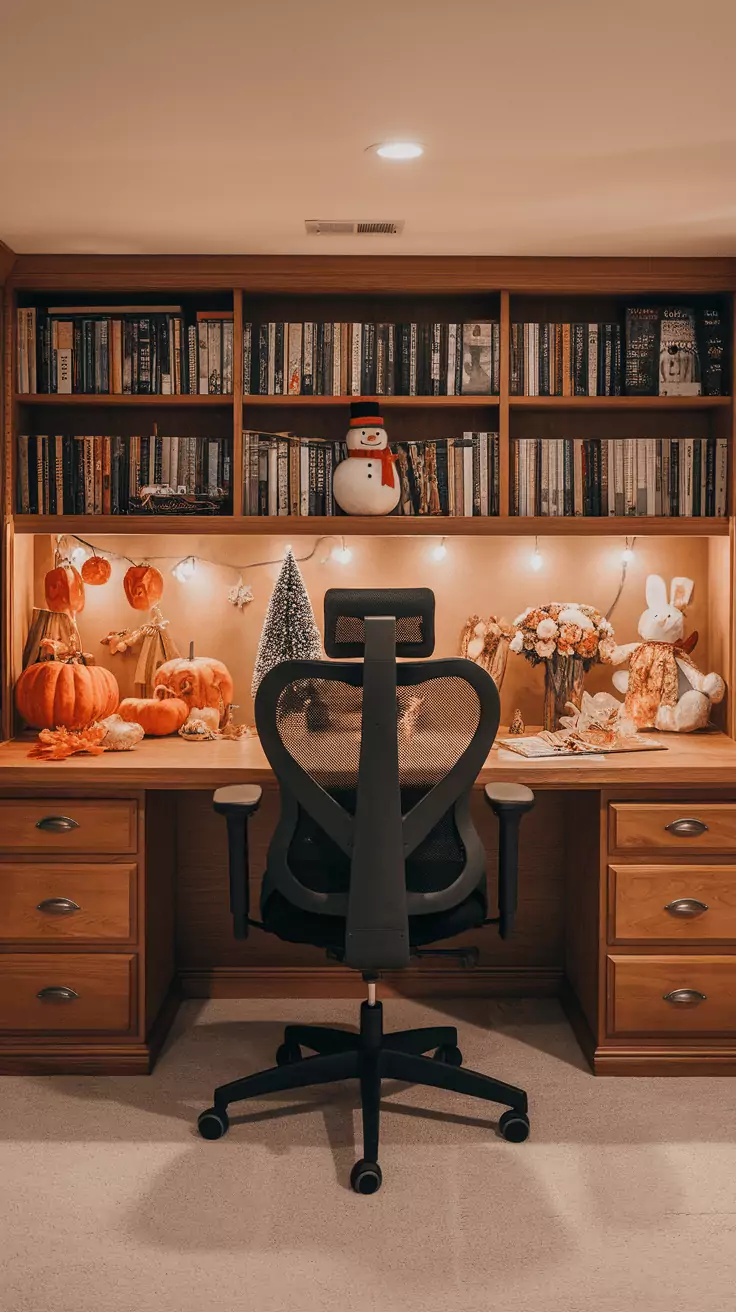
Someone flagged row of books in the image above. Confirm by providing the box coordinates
[625,305,725,397]
[510,323,622,396]
[16,307,234,394]
[512,437,728,517]
[243,322,500,396]
[242,432,500,517]
[16,434,231,515]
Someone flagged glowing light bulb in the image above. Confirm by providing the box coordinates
[172,555,196,583]
[70,544,89,570]
[621,539,635,564]
[530,551,543,571]
[430,539,447,563]
[332,541,352,565]
[375,141,423,160]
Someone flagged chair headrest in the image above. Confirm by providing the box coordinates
[323,588,435,658]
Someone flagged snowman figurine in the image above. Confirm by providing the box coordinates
[333,400,400,515]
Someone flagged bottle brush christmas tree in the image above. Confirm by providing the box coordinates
[251,547,323,698]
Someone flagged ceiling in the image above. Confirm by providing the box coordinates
[2,0,736,257]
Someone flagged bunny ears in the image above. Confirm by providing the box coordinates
[645,575,694,613]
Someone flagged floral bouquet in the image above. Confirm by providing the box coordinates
[510,602,616,729]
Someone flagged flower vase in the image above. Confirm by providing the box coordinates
[543,654,586,731]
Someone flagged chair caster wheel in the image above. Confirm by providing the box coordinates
[499,1109,530,1143]
[350,1159,382,1195]
[433,1044,463,1067]
[276,1042,302,1067]
[198,1107,229,1140]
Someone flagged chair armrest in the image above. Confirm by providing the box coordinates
[484,783,534,940]
[213,786,263,939]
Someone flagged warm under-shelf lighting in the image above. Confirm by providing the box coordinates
[529,537,543,572]
[332,538,352,565]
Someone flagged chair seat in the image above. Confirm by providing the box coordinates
[262,887,487,951]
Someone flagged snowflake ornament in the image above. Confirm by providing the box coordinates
[228,577,254,610]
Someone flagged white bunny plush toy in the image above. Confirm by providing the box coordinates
[610,574,725,732]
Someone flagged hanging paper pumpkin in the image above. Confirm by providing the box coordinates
[118,686,189,736]
[15,655,118,730]
[154,645,234,726]
[81,555,112,586]
[123,564,164,611]
[44,563,85,615]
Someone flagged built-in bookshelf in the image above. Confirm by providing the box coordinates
[4,263,735,535]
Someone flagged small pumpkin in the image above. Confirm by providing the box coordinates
[15,657,118,730]
[117,686,189,736]
[154,647,234,726]
[81,555,112,586]
[45,563,85,615]
[124,564,164,611]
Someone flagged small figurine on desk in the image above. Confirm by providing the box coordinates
[333,401,400,515]
[609,574,725,732]
[508,708,525,735]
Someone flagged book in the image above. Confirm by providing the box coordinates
[461,323,492,394]
[658,307,701,396]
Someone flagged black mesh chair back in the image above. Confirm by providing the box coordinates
[255,588,500,971]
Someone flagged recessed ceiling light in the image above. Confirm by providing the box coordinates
[374,141,423,160]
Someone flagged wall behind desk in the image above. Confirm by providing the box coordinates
[33,532,713,727]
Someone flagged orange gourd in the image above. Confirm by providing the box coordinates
[15,657,118,730]
[45,563,85,615]
[123,564,164,611]
[81,555,112,586]
[154,648,234,726]
[117,686,189,736]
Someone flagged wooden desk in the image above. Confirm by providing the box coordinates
[0,731,735,1077]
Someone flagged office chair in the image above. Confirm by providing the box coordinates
[198,588,534,1193]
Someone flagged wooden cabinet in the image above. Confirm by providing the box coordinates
[0,953,135,1032]
[609,864,736,943]
[0,799,137,854]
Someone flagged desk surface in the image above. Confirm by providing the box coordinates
[0,729,735,789]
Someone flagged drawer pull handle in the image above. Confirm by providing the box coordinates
[36,897,81,916]
[36,986,79,1003]
[663,988,707,1007]
[35,815,80,834]
[664,898,709,918]
[664,818,708,838]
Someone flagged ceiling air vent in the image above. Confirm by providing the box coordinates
[305,219,404,236]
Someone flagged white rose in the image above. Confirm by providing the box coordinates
[536,617,558,640]
[509,631,524,654]
[559,606,594,631]
[535,639,556,658]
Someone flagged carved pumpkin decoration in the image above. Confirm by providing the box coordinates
[117,686,189,736]
[15,656,118,730]
[123,564,164,611]
[154,645,234,726]
[81,555,112,586]
[44,563,85,615]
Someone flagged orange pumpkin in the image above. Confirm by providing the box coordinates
[45,563,85,615]
[124,564,164,611]
[154,651,234,726]
[118,686,189,736]
[81,555,112,586]
[15,658,118,730]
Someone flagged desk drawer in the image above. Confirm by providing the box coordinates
[0,953,135,1032]
[609,865,736,943]
[0,863,135,942]
[608,954,736,1035]
[0,800,137,854]
[609,803,736,855]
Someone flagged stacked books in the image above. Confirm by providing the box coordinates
[16,434,231,514]
[513,437,727,517]
[243,432,499,517]
[510,322,622,396]
[16,307,234,394]
[625,305,725,396]
[243,322,500,396]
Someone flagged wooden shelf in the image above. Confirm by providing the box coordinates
[11,515,729,537]
[14,394,232,406]
[510,395,731,410]
[243,394,499,407]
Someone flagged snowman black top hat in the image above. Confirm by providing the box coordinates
[349,400,384,426]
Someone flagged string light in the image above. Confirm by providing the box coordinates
[621,537,635,564]
[331,537,353,565]
[529,536,543,572]
[171,554,197,583]
[430,537,447,563]
[69,544,90,570]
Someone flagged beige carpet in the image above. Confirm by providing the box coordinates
[1,997,735,1312]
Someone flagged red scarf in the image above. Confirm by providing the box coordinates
[347,447,397,488]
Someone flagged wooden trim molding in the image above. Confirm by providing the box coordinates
[178,964,563,999]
